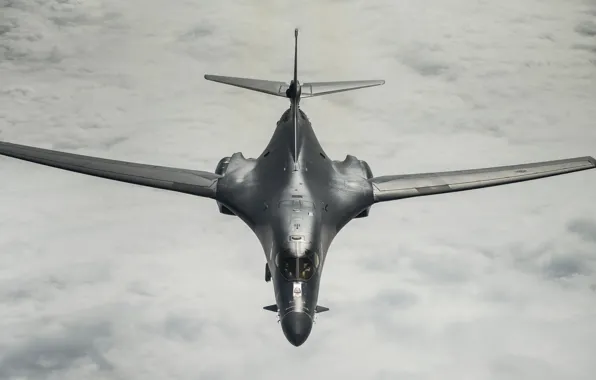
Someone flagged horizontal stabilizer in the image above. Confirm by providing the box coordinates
[204,75,289,97]
[315,305,329,313]
[301,80,385,97]
[263,304,328,313]
[263,304,278,312]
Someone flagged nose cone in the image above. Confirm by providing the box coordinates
[280,311,313,346]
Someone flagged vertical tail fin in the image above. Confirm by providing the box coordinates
[293,28,299,87]
[284,28,301,101]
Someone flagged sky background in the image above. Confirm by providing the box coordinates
[1,0,596,379]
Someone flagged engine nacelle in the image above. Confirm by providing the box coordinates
[355,159,374,218]
[214,156,235,216]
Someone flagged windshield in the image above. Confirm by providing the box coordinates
[278,256,316,281]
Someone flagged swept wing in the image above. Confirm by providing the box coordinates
[0,141,220,198]
[369,156,596,203]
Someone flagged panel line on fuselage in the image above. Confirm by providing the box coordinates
[292,101,298,168]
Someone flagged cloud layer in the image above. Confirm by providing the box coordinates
[1,0,596,379]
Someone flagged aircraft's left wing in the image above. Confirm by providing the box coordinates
[0,141,220,198]
[369,156,596,203]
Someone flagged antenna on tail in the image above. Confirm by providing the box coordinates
[285,28,301,102]
[293,28,298,86]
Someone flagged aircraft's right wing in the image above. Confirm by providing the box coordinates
[369,156,596,203]
[0,140,220,199]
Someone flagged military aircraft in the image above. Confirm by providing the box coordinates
[0,29,594,347]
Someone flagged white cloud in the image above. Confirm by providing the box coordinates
[1,0,596,379]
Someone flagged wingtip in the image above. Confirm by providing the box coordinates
[587,156,596,167]
[204,74,219,82]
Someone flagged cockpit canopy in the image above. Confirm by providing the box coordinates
[276,250,320,281]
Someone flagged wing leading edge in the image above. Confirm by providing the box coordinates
[0,141,220,198]
[369,156,596,203]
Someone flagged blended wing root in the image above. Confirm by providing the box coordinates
[0,141,220,198]
[369,156,596,203]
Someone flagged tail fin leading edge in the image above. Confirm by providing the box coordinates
[293,28,299,86]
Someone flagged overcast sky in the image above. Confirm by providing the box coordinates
[1,0,596,379]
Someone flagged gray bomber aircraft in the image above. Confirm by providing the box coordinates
[1,29,595,347]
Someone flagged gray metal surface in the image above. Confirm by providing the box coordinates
[0,141,220,198]
[204,75,289,97]
[369,156,596,202]
[301,80,385,97]
[0,29,594,347]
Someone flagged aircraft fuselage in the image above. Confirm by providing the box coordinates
[214,105,374,346]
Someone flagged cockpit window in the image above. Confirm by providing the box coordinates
[277,255,317,281]
[297,257,313,280]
